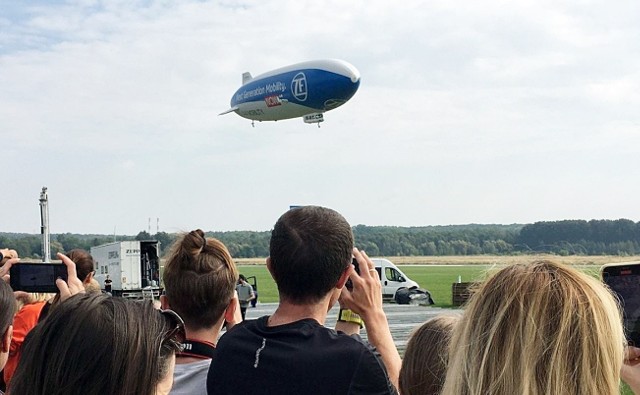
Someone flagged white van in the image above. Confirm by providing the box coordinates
[370,258,420,301]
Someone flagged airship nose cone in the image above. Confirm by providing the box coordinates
[328,59,360,84]
[343,62,361,83]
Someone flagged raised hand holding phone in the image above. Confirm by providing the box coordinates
[601,262,640,346]
[339,248,401,389]
[56,253,86,302]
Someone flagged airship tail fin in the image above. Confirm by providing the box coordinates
[242,72,252,84]
[219,106,239,116]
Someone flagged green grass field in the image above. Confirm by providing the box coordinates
[237,265,492,306]
[238,264,603,308]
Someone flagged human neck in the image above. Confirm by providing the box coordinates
[175,323,222,365]
[267,297,332,327]
[184,325,221,344]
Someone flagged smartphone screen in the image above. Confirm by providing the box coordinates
[10,263,67,293]
[602,263,640,346]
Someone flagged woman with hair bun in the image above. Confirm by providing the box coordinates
[161,229,240,395]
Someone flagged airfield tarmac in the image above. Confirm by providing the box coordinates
[244,302,459,354]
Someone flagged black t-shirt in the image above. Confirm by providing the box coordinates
[207,316,397,395]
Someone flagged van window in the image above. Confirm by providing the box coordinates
[374,267,381,280]
[385,267,403,282]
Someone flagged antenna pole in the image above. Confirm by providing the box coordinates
[39,187,51,262]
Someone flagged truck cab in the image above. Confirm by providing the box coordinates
[371,258,419,301]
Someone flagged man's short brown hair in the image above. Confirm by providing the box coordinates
[269,206,353,304]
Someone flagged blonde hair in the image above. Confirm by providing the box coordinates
[14,293,55,312]
[441,260,625,395]
[400,315,460,395]
[84,278,102,294]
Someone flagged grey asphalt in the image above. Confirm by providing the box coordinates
[244,302,460,354]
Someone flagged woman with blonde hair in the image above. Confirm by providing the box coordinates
[441,260,627,395]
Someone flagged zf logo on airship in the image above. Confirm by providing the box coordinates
[291,72,308,101]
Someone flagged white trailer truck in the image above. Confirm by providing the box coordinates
[91,240,161,298]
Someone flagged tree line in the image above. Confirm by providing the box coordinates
[2,219,640,259]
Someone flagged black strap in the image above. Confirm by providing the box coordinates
[178,339,216,359]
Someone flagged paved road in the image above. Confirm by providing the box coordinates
[244,302,459,354]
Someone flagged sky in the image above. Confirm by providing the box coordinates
[1,0,639,235]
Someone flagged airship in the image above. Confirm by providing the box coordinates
[220,59,360,126]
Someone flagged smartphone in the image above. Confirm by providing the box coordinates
[10,263,67,293]
[345,258,360,291]
[602,262,640,346]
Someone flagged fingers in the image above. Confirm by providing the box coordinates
[56,277,72,300]
[0,249,18,269]
[14,291,33,305]
[339,286,354,307]
[352,248,376,282]
[57,253,79,280]
[56,253,85,302]
[344,248,383,318]
[0,257,19,280]
[1,249,18,260]
[361,250,378,278]
[626,346,640,363]
[352,249,369,280]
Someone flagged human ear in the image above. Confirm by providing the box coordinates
[336,266,351,290]
[160,295,171,310]
[224,295,242,325]
[266,257,273,275]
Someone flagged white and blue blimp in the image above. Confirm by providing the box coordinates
[220,59,360,126]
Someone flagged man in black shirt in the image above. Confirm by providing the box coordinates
[207,206,400,395]
[104,275,112,294]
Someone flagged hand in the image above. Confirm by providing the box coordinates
[14,291,35,305]
[0,257,20,282]
[622,346,640,394]
[340,249,401,389]
[56,253,86,302]
[338,249,383,320]
[1,248,18,265]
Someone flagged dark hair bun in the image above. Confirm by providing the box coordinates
[181,229,208,257]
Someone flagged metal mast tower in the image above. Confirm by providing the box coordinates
[39,187,51,262]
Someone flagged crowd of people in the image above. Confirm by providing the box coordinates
[1,205,640,394]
